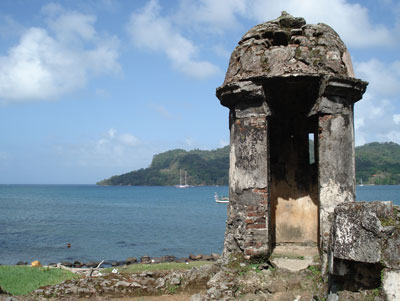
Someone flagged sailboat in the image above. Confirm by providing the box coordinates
[359,178,364,186]
[175,169,190,188]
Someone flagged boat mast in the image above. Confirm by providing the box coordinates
[185,171,187,186]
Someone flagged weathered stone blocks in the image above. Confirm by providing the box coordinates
[222,12,355,87]
[330,201,400,295]
[218,12,367,263]
[383,269,400,301]
[330,201,399,266]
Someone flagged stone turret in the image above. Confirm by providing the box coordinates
[222,11,354,87]
[216,12,367,268]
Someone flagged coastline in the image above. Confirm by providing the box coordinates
[7,252,221,268]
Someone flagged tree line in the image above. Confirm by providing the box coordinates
[97,142,400,186]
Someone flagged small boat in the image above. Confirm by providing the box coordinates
[215,192,229,203]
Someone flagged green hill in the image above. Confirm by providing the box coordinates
[97,146,230,186]
[355,142,400,185]
[97,142,400,186]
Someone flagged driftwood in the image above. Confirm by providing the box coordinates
[89,260,105,277]
[56,260,105,277]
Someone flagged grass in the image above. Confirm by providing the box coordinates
[307,264,324,284]
[0,261,212,296]
[269,253,306,260]
[102,261,212,274]
[0,266,78,296]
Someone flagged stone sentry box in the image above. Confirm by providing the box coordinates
[216,12,367,263]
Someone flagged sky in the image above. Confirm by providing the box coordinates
[0,0,399,184]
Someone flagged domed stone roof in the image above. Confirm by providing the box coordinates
[222,12,355,86]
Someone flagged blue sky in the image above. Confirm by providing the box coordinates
[0,0,399,184]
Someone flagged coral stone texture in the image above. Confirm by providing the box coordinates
[331,202,395,265]
[330,202,400,298]
[221,11,355,88]
[215,11,400,300]
[216,12,367,263]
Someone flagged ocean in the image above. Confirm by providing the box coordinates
[0,184,399,265]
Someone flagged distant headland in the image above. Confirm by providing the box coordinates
[97,142,400,186]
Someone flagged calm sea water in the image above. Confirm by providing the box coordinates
[0,185,228,265]
[0,185,399,265]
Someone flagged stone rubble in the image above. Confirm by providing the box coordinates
[1,256,389,300]
[11,253,220,269]
[26,263,219,300]
[330,202,400,300]
[191,260,342,300]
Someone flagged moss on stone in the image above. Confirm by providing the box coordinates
[294,47,302,59]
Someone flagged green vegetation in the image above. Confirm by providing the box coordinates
[356,142,400,185]
[167,284,179,294]
[365,288,381,301]
[307,265,322,278]
[225,252,270,275]
[97,146,229,186]
[102,261,211,274]
[379,206,399,227]
[0,266,78,295]
[98,142,400,186]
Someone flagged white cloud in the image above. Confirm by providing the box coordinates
[219,139,229,147]
[246,0,394,48]
[380,130,400,142]
[355,94,397,145]
[99,128,140,153]
[172,0,395,48]
[125,0,397,79]
[185,137,194,147]
[356,59,400,97]
[126,0,219,78]
[175,0,246,33]
[107,128,116,138]
[118,133,140,147]
[0,4,120,104]
[213,44,231,59]
[43,4,97,43]
[150,104,179,120]
[57,128,141,168]
[354,59,400,145]
[354,117,365,131]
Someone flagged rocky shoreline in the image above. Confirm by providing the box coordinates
[29,263,219,300]
[1,252,382,300]
[8,252,221,268]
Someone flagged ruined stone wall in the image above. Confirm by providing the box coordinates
[223,93,271,257]
[314,78,360,267]
[329,201,400,300]
[318,113,355,253]
[211,12,400,301]
[217,13,367,263]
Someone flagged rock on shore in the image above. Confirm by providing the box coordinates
[28,263,219,300]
